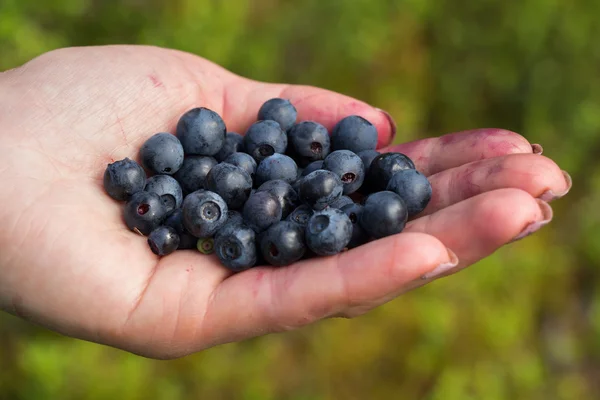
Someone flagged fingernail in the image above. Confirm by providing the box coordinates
[510,199,553,242]
[421,248,459,280]
[532,143,543,155]
[375,108,397,145]
[538,170,572,202]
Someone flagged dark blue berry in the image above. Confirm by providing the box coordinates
[124,191,168,235]
[144,175,183,213]
[255,154,298,186]
[260,221,306,266]
[103,158,146,201]
[244,120,288,163]
[298,170,343,210]
[140,133,184,175]
[305,208,352,256]
[286,205,314,227]
[340,203,369,248]
[257,179,299,219]
[224,152,257,181]
[331,115,378,153]
[357,149,380,171]
[363,152,416,193]
[163,208,197,249]
[287,121,330,166]
[386,169,432,217]
[323,150,365,195]
[174,156,217,194]
[215,132,245,162]
[215,226,257,272]
[359,191,408,239]
[182,190,228,238]
[205,163,253,209]
[214,210,245,240]
[176,107,226,156]
[148,226,180,256]
[257,98,297,131]
[242,191,282,233]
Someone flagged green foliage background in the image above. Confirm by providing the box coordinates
[1,0,598,398]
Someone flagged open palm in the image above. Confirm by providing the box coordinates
[0,45,570,359]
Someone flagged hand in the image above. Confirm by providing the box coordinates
[0,45,571,359]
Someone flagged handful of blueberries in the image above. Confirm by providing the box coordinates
[103,99,432,271]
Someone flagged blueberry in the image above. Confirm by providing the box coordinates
[139,133,184,175]
[305,208,352,256]
[323,150,365,195]
[331,115,378,153]
[215,226,257,272]
[148,226,180,256]
[242,191,282,233]
[244,120,288,163]
[224,152,257,181]
[329,195,354,209]
[182,190,228,238]
[359,191,408,239]
[363,152,416,193]
[214,210,245,240]
[174,156,218,194]
[301,160,324,177]
[205,163,253,209]
[163,208,197,249]
[215,132,245,162]
[287,121,330,166]
[286,204,314,227]
[298,170,343,210]
[255,153,298,186]
[144,175,183,213]
[176,107,226,156]
[124,191,168,235]
[386,169,432,217]
[260,221,306,266]
[340,203,369,248]
[357,150,380,171]
[103,158,146,201]
[257,179,299,219]
[257,98,297,132]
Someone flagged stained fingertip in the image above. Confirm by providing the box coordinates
[374,108,397,147]
[532,143,543,155]
[420,248,459,280]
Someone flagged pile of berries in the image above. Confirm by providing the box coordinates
[103,99,432,271]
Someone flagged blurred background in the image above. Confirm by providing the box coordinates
[1,0,599,399]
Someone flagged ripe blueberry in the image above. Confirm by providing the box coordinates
[340,203,369,248]
[174,156,217,194]
[329,195,354,209]
[103,158,146,201]
[139,133,184,175]
[257,179,299,219]
[331,115,378,153]
[163,208,197,250]
[144,175,183,213]
[124,191,168,235]
[305,208,352,256]
[286,204,314,227]
[260,221,306,266]
[224,152,258,181]
[363,152,416,193]
[255,153,298,186]
[359,191,408,239]
[242,191,282,233]
[301,160,324,177]
[243,120,288,163]
[182,190,228,238]
[148,226,180,256]
[176,107,226,156]
[215,226,257,271]
[205,163,253,209]
[323,150,365,195]
[287,121,330,166]
[298,170,343,210]
[257,98,297,131]
[357,149,380,171]
[386,169,432,217]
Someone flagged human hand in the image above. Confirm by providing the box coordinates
[0,45,571,359]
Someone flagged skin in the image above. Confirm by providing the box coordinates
[0,45,570,359]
